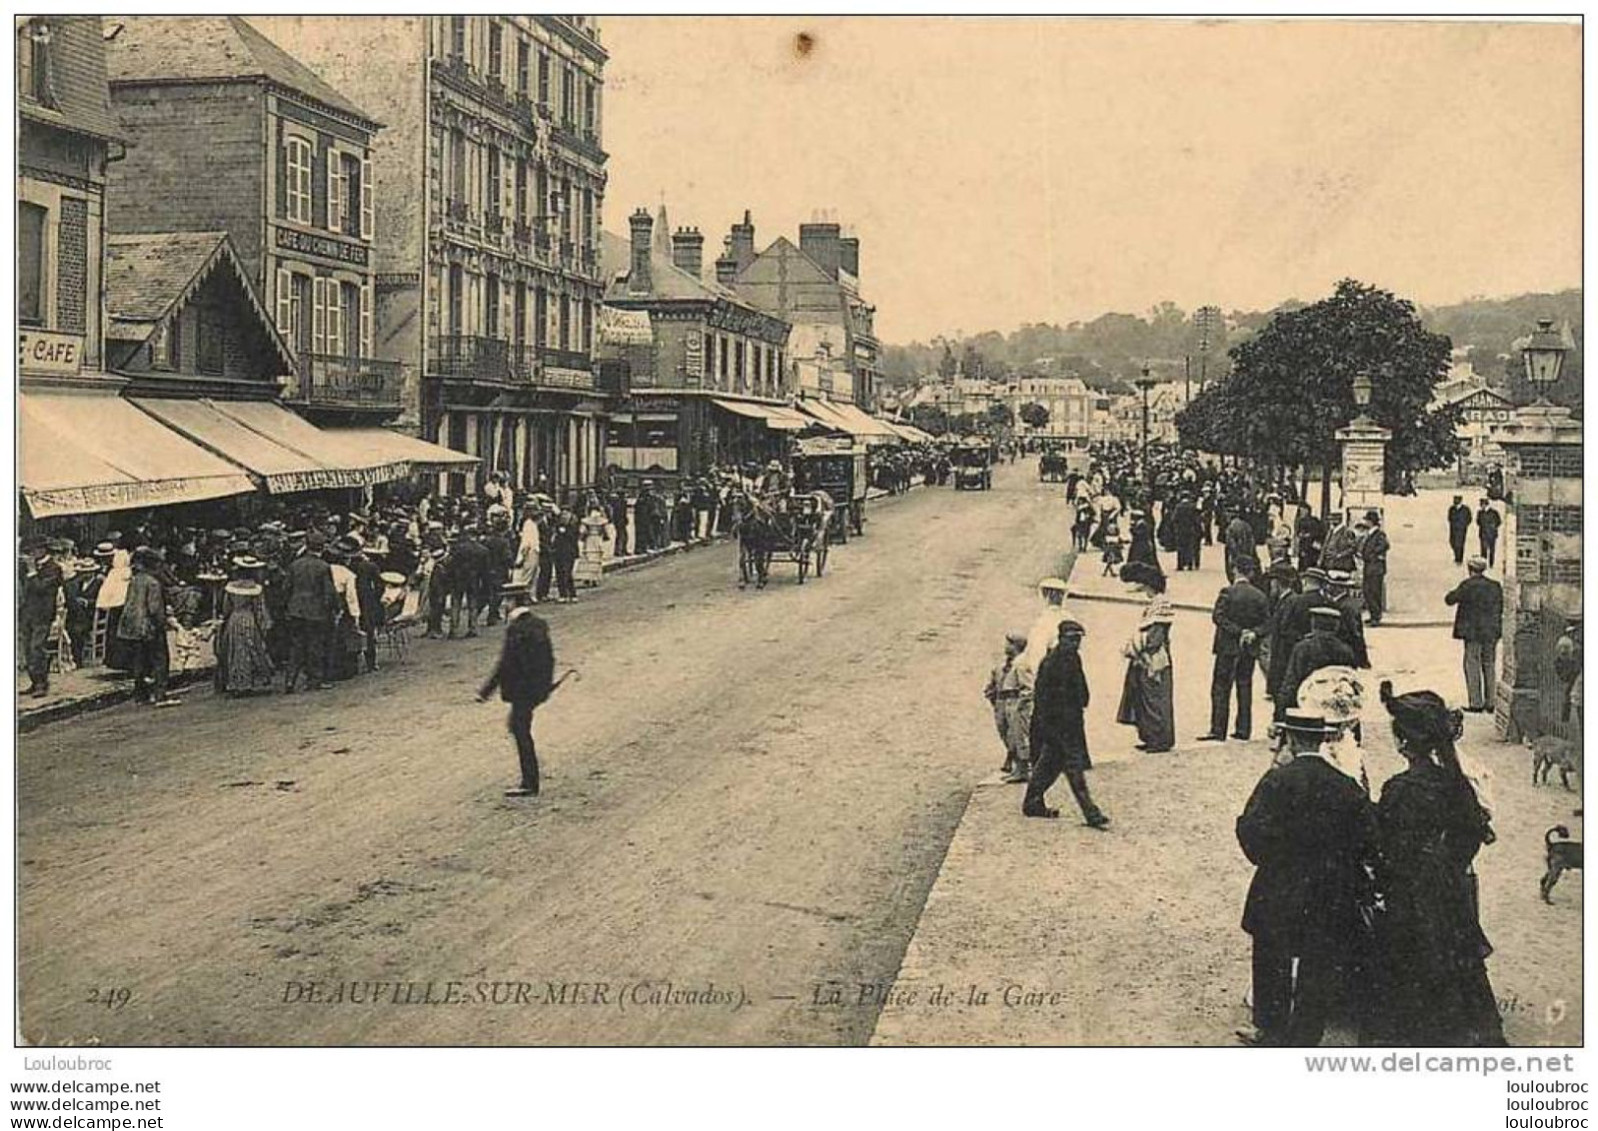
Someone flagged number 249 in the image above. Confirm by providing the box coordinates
[87,988,131,1009]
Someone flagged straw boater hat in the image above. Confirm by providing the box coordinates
[232,555,265,570]
[379,571,407,587]
[1280,707,1335,736]
[225,580,263,598]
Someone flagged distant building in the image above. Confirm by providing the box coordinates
[1431,373,1515,469]
[1011,375,1092,447]
[248,15,610,499]
[104,16,394,427]
[596,207,796,484]
[721,214,882,409]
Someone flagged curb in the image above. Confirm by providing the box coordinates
[18,664,216,735]
[1067,588,1448,628]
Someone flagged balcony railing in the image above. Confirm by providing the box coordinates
[485,212,505,238]
[513,219,533,247]
[430,334,511,381]
[512,94,537,132]
[510,344,595,389]
[293,354,403,408]
[445,198,472,225]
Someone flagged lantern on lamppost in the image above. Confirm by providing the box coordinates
[1135,366,1157,491]
[1351,369,1374,420]
[1521,317,1569,406]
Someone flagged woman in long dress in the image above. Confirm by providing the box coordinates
[1116,561,1176,752]
[574,501,610,588]
[214,580,275,695]
[1366,682,1506,1046]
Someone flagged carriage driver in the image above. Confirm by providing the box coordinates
[758,458,791,500]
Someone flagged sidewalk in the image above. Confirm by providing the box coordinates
[1067,487,1479,628]
[17,482,927,732]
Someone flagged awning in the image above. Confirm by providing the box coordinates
[130,397,335,494]
[795,399,901,442]
[711,398,814,433]
[21,389,257,518]
[326,427,480,474]
[207,400,412,488]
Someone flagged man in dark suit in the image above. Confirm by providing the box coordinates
[18,541,64,697]
[1447,495,1472,565]
[283,532,337,692]
[479,520,515,626]
[477,605,556,797]
[348,537,385,673]
[1325,571,1371,670]
[1236,708,1377,1046]
[1266,568,1335,702]
[449,526,490,639]
[1277,607,1358,719]
[1477,499,1502,568]
[1224,511,1258,583]
[1445,557,1503,712]
[1293,503,1325,574]
[1172,494,1202,571]
[1356,512,1390,626]
[1024,619,1108,828]
[1200,559,1271,742]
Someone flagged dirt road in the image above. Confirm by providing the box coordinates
[20,460,1065,1046]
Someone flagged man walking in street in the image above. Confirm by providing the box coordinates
[1235,707,1377,1046]
[1447,495,1472,566]
[1277,606,1357,719]
[1445,557,1502,713]
[1356,511,1389,626]
[283,531,337,692]
[1477,499,1502,569]
[1199,558,1271,743]
[1224,508,1259,583]
[1024,619,1108,828]
[477,604,556,798]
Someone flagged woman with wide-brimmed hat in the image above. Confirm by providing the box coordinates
[1365,681,1506,1046]
[214,567,276,696]
[1115,560,1176,753]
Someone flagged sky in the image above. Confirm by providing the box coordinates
[599,17,1581,345]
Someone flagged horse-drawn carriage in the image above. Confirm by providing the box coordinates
[730,488,833,587]
[952,440,995,490]
[793,436,867,543]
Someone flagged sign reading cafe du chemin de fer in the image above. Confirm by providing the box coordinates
[274,225,370,267]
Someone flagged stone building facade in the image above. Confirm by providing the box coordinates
[104,17,393,426]
[253,15,610,499]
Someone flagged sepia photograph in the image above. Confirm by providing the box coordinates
[7,8,1588,1123]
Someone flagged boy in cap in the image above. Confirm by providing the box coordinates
[984,630,1032,783]
[1025,619,1109,828]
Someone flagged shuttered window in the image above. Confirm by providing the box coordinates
[360,156,374,240]
[275,267,293,335]
[285,136,313,223]
[327,149,345,234]
[361,281,374,358]
[311,277,327,354]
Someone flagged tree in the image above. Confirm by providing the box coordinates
[937,344,957,380]
[908,403,949,436]
[986,402,1014,429]
[1018,401,1050,429]
[1177,279,1461,514]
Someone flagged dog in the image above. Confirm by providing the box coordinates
[1530,735,1581,792]
[1540,825,1583,903]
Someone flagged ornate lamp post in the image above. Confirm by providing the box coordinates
[1522,317,1570,405]
[1135,366,1156,491]
[1335,368,1390,526]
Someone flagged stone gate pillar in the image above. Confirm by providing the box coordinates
[1491,402,1583,741]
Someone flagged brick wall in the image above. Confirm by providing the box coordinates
[56,196,88,332]
[107,82,267,282]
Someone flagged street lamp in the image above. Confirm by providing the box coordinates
[1135,365,1157,491]
[1522,317,1569,406]
[1351,369,1373,422]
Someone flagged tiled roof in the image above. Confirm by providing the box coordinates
[104,16,377,126]
[106,231,232,325]
[17,16,124,142]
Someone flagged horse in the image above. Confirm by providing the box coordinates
[726,490,773,588]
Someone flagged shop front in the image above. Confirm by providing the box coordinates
[603,390,807,489]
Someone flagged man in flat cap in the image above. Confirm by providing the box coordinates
[1445,556,1503,713]
[1236,707,1377,1046]
[1025,619,1109,828]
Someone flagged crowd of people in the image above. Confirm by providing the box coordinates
[982,439,1517,1048]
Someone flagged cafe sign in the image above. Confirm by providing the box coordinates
[275,225,371,267]
[19,329,83,376]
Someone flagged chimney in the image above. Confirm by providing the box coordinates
[671,226,704,279]
[627,208,653,294]
[799,222,842,279]
[728,209,756,270]
[715,236,739,286]
[837,236,859,278]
